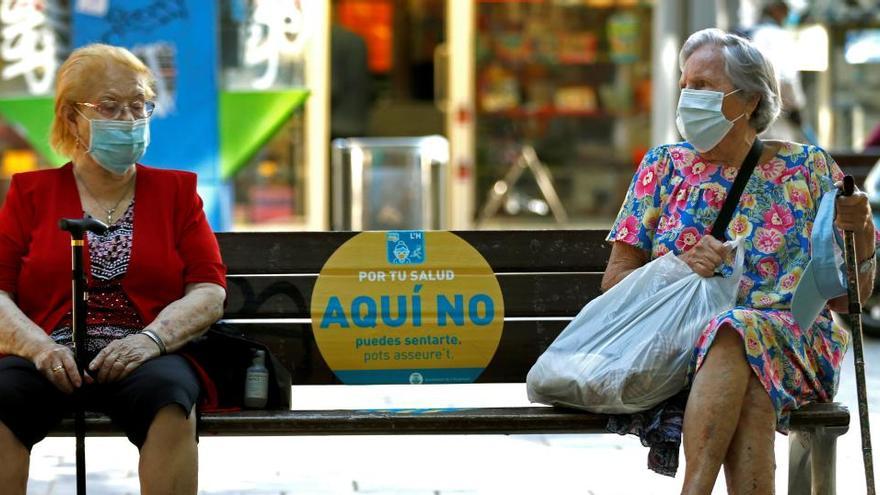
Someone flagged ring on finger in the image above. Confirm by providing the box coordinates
[52,364,64,373]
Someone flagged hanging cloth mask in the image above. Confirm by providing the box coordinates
[791,190,848,329]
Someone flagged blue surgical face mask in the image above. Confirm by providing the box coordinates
[675,88,745,153]
[78,112,150,175]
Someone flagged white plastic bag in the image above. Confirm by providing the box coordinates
[526,239,745,414]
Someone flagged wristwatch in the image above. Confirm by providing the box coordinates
[858,251,877,276]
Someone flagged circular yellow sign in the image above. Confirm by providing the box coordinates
[310,231,504,384]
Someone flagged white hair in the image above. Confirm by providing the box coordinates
[679,28,781,133]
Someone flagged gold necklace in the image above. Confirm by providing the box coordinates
[75,171,136,225]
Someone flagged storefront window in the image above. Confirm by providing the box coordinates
[831,26,880,150]
[232,115,306,227]
[220,0,311,229]
[474,1,653,226]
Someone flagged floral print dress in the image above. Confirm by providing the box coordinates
[607,141,860,455]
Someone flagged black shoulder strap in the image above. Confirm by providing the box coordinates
[711,139,764,240]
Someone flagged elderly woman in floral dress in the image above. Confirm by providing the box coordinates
[603,29,876,494]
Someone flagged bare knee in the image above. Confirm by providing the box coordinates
[712,326,746,357]
[0,420,28,458]
[697,325,751,380]
[0,421,29,492]
[139,406,198,495]
[144,405,196,448]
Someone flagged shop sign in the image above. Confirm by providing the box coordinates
[0,0,59,95]
[311,231,505,384]
[242,0,310,89]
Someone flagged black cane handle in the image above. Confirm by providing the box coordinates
[843,175,856,197]
[59,216,108,238]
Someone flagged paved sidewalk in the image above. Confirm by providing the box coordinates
[26,338,880,494]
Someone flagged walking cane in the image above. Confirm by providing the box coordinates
[59,216,108,495]
[841,175,876,495]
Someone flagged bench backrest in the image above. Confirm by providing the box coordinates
[218,230,611,385]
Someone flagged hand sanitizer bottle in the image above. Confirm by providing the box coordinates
[244,349,269,409]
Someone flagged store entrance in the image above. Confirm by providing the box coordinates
[331,0,446,139]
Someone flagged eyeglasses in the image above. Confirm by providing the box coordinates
[76,100,156,120]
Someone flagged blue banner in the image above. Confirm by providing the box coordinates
[73,0,228,229]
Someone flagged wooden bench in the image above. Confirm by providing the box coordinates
[50,230,850,493]
[834,150,880,190]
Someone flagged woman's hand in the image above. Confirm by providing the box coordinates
[834,182,876,262]
[32,343,84,394]
[88,333,160,383]
[835,184,872,232]
[679,235,730,277]
[831,182,877,309]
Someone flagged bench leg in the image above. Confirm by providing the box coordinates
[790,430,812,495]
[788,426,848,495]
[810,426,846,495]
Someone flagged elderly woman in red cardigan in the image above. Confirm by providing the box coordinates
[0,44,226,495]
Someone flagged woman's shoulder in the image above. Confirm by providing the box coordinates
[766,140,830,163]
[10,162,71,190]
[767,141,841,189]
[648,141,694,159]
[647,141,704,165]
[635,142,687,169]
[136,164,198,189]
[642,142,698,178]
[136,164,197,180]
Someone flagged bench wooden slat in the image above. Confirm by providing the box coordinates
[225,273,603,319]
[785,402,850,428]
[48,402,847,436]
[49,408,607,436]
[223,320,569,385]
[210,324,852,430]
[217,230,612,274]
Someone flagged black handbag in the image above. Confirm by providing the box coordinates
[183,323,292,411]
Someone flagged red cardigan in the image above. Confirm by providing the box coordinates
[0,163,227,334]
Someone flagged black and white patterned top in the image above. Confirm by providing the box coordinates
[52,201,145,357]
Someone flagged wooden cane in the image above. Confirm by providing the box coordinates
[841,175,876,495]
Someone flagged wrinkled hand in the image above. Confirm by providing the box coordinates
[834,182,873,234]
[679,235,730,277]
[89,333,159,383]
[32,343,87,394]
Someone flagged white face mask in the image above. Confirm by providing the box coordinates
[675,88,745,153]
